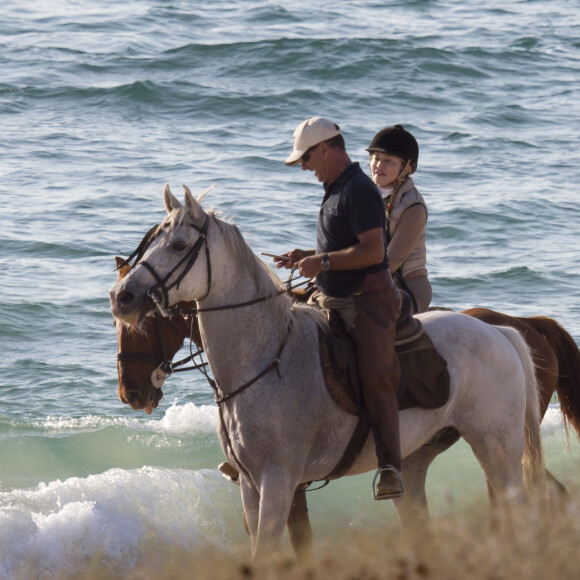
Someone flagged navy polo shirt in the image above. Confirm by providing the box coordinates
[316,163,389,297]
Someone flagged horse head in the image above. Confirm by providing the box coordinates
[114,255,200,414]
[109,184,211,324]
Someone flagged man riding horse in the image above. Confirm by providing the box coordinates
[276,117,404,500]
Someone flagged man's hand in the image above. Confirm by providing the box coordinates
[274,249,314,269]
[297,255,323,278]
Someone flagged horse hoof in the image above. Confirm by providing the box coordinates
[218,461,240,484]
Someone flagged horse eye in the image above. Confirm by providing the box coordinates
[171,240,187,252]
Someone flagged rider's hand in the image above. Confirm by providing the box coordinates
[297,255,322,278]
[274,249,310,269]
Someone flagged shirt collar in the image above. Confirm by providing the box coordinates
[323,162,360,192]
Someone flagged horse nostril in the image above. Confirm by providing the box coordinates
[117,290,135,307]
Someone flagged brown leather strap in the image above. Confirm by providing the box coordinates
[322,413,371,480]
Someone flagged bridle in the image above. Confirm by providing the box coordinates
[116,312,207,380]
[142,216,212,312]
[115,219,210,384]
[116,214,293,398]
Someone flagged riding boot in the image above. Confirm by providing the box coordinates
[374,465,405,500]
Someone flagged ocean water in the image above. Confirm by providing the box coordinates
[1,0,580,576]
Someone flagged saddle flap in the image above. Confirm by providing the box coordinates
[317,313,450,413]
[317,315,362,416]
[397,332,450,410]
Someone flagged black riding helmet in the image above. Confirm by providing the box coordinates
[366,125,419,173]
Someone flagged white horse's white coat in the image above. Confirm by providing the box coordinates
[110,186,545,557]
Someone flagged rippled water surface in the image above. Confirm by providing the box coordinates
[1,0,580,576]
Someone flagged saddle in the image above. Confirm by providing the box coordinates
[218,290,451,487]
[317,290,450,417]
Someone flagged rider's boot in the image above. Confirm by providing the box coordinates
[373,465,405,500]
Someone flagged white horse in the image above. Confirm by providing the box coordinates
[110,185,545,558]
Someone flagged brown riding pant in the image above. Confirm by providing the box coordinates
[351,285,402,470]
[312,276,402,470]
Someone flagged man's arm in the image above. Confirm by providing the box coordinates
[297,227,384,278]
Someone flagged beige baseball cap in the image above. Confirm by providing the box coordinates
[284,117,342,166]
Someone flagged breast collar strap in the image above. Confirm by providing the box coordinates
[212,319,293,406]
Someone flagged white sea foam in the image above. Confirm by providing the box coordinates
[149,400,219,435]
[36,399,219,436]
[0,466,240,579]
[541,404,567,437]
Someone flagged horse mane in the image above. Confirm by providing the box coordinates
[214,216,295,334]
[211,216,328,332]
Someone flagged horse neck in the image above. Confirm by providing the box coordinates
[196,256,291,390]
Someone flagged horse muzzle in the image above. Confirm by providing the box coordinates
[110,287,157,326]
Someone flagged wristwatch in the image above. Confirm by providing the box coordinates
[320,253,331,272]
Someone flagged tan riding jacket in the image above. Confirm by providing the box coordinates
[384,177,428,279]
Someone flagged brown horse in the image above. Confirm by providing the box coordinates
[462,308,580,442]
[114,257,202,414]
[114,257,580,555]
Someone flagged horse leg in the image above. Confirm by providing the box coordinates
[465,421,531,522]
[394,428,460,542]
[248,472,297,559]
[245,487,314,560]
[239,478,261,553]
[239,475,298,557]
[287,489,314,560]
[220,461,313,559]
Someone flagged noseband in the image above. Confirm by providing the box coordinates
[116,314,181,373]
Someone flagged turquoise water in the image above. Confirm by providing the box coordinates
[1,0,580,576]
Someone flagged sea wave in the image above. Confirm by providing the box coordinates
[0,466,240,579]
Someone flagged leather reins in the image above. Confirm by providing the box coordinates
[116,312,206,377]
[142,216,211,312]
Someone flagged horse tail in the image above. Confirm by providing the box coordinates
[524,316,580,443]
[496,325,546,493]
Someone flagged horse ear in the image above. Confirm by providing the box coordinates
[183,184,206,222]
[164,183,182,213]
[115,256,131,279]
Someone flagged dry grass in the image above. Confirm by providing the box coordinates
[27,488,580,580]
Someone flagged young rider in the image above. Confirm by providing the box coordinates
[367,125,432,313]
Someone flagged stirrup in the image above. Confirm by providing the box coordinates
[372,466,405,500]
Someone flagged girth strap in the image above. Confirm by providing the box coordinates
[321,413,371,481]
